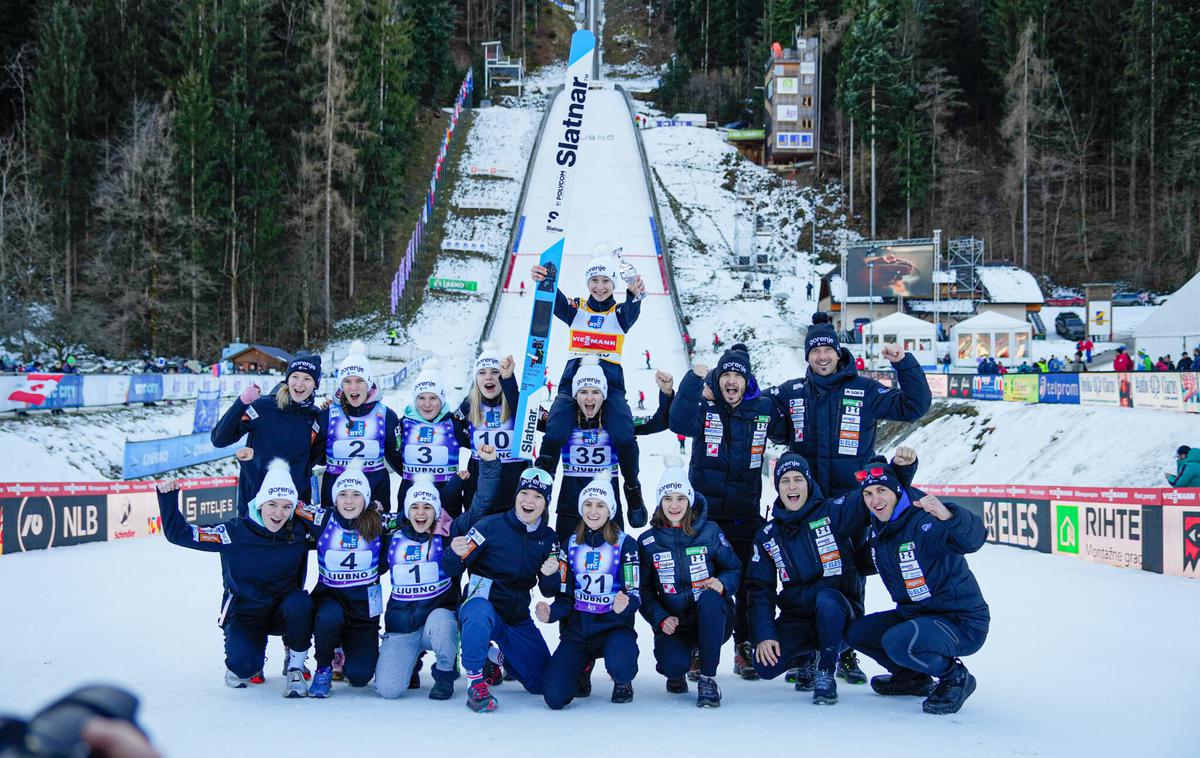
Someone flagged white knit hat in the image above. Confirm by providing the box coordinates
[655,456,695,507]
[474,341,501,374]
[578,475,617,520]
[404,476,442,520]
[331,458,370,505]
[583,255,619,287]
[571,356,608,399]
[337,340,373,387]
[412,358,446,408]
[251,458,298,527]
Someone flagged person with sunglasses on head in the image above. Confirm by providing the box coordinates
[212,353,324,515]
[442,456,561,712]
[845,456,989,715]
[537,476,642,709]
[638,459,742,707]
[156,459,314,698]
[668,342,787,681]
[767,312,931,683]
[747,447,918,705]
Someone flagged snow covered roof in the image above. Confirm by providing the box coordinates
[870,311,936,334]
[977,265,1044,304]
[908,299,977,314]
[827,273,846,300]
[953,309,1031,331]
[1133,271,1200,339]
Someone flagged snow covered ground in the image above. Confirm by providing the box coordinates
[0,525,1191,756]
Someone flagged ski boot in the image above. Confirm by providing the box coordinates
[308,666,333,698]
[611,682,634,704]
[836,650,866,684]
[812,668,838,705]
[624,482,648,528]
[870,669,936,697]
[922,659,977,715]
[734,642,759,680]
[696,676,722,708]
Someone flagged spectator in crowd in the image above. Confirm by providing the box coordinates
[1047,355,1064,372]
[806,281,814,300]
[1076,338,1094,363]
[1113,346,1134,372]
[940,354,951,373]
[1178,352,1194,371]
[1167,446,1200,488]
[1155,357,1169,371]
[1067,352,1087,373]
[1137,350,1154,371]
[763,277,772,294]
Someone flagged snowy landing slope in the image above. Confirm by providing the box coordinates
[0,534,1190,756]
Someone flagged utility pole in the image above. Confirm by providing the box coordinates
[868,259,876,366]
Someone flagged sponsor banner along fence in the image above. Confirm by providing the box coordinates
[918,483,1200,579]
[0,478,236,555]
[897,369,1199,413]
[1,373,275,414]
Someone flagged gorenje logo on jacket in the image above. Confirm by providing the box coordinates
[897,541,931,601]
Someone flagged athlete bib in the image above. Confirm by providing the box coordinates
[400,416,460,481]
[468,408,519,462]
[561,426,617,477]
[316,518,382,589]
[327,403,387,474]
[567,302,626,363]
[568,534,626,613]
[388,534,453,601]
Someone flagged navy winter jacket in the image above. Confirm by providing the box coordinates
[669,370,785,522]
[546,529,641,643]
[441,460,559,626]
[637,494,742,630]
[157,489,308,616]
[746,488,868,645]
[211,383,320,510]
[768,350,931,497]
[869,491,989,623]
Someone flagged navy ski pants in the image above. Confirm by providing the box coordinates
[223,589,313,679]
[652,589,733,679]
[543,628,638,709]
[312,595,380,686]
[753,588,855,679]
[459,598,550,694]
[847,609,988,678]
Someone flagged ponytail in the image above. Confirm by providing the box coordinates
[356,508,384,542]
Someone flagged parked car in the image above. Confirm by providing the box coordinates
[1045,296,1085,306]
[1112,292,1141,306]
[1055,311,1086,341]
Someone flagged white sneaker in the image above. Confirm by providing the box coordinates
[284,668,308,698]
[225,669,252,689]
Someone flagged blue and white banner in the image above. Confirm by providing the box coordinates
[122,432,246,479]
[1038,374,1081,405]
[126,374,163,404]
[192,387,221,433]
[39,374,84,410]
[971,375,1005,401]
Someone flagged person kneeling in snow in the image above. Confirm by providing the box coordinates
[845,457,989,715]
[537,476,642,709]
[442,457,561,712]
[637,459,741,708]
[156,459,314,698]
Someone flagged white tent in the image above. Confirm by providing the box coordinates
[1133,272,1200,362]
[861,311,937,369]
[950,309,1032,369]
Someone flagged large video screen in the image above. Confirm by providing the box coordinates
[845,242,934,298]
